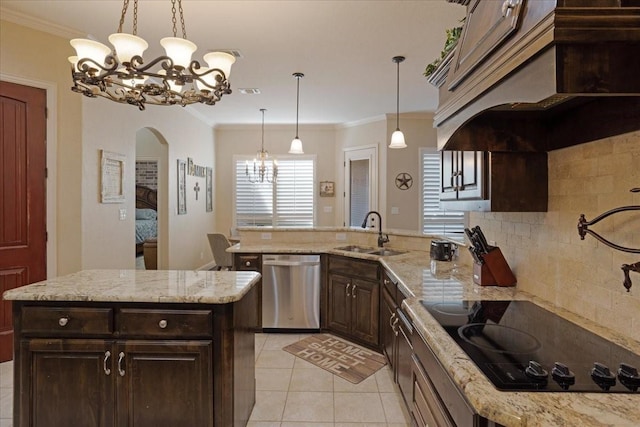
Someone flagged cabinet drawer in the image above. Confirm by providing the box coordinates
[235,254,261,271]
[117,309,213,338]
[412,354,455,427]
[21,306,113,336]
[329,256,379,281]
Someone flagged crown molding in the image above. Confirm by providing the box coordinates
[1,6,84,39]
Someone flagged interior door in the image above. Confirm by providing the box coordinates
[0,81,47,362]
[343,146,378,227]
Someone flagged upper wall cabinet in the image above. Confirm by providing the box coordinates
[434,0,640,153]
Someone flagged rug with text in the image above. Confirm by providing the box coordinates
[283,333,386,384]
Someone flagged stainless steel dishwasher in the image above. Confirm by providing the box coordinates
[262,254,321,330]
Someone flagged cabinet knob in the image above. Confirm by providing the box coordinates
[158,319,168,329]
[245,261,251,267]
[384,279,389,285]
[58,317,69,327]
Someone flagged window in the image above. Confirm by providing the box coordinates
[234,156,315,227]
[420,148,465,237]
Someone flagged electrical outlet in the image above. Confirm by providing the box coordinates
[335,233,347,241]
[323,206,333,213]
[119,209,126,220]
[391,207,399,214]
[261,233,272,240]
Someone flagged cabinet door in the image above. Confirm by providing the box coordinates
[18,339,115,427]
[350,278,379,347]
[327,274,351,335]
[380,289,397,372]
[457,151,484,200]
[440,151,458,201]
[396,311,413,408]
[116,340,213,427]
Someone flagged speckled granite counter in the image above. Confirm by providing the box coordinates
[2,269,261,304]
[230,242,640,427]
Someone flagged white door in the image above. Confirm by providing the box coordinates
[343,146,378,227]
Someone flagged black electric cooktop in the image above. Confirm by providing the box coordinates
[420,300,640,393]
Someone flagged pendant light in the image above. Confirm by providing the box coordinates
[389,56,407,149]
[246,109,277,183]
[289,72,305,154]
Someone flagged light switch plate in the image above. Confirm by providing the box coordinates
[261,233,272,240]
[323,206,333,213]
[391,207,399,214]
[119,209,126,220]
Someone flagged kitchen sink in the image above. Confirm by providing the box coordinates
[365,248,405,256]
[335,246,405,256]
[335,245,375,253]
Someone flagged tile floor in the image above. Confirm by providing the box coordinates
[0,333,411,427]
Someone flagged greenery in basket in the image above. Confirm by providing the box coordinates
[424,24,463,78]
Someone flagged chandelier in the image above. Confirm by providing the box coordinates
[246,109,278,184]
[69,0,235,110]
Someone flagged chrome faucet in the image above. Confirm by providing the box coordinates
[622,261,640,292]
[361,211,389,248]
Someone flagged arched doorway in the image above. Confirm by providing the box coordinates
[135,128,169,269]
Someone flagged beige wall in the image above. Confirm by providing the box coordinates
[214,124,337,233]
[470,131,640,341]
[1,19,82,276]
[2,20,218,272]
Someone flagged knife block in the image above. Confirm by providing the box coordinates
[473,247,517,287]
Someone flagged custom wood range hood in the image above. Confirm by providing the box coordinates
[434,0,640,152]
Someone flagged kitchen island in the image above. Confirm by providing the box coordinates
[3,269,261,427]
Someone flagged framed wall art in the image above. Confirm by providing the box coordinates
[206,167,213,212]
[100,150,125,203]
[177,159,187,215]
[320,181,335,197]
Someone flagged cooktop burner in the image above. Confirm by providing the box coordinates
[420,300,640,393]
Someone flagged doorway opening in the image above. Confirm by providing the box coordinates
[343,146,378,227]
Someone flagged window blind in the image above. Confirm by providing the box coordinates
[235,157,315,227]
[421,149,465,236]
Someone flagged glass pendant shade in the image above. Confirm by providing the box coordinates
[289,137,304,154]
[108,33,148,63]
[70,39,111,67]
[160,37,197,68]
[203,51,236,80]
[68,56,79,72]
[389,129,407,149]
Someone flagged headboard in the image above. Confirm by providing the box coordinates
[135,185,157,211]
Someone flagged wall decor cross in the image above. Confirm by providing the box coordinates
[194,182,201,200]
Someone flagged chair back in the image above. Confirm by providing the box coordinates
[207,233,233,270]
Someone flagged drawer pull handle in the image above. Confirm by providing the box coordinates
[103,351,111,376]
[392,317,400,336]
[118,352,125,377]
[346,283,351,297]
[352,284,357,299]
[58,317,69,327]
[158,319,168,329]
[389,312,397,328]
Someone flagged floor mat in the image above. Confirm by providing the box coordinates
[283,333,386,384]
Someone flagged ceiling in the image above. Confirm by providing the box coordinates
[1,0,466,127]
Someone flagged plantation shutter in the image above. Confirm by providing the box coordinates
[234,157,315,227]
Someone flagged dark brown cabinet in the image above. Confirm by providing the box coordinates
[440,151,548,212]
[440,151,484,202]
[13,296,258,427]
[327,255,379,348]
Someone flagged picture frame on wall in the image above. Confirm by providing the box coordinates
[177,159,187,215]
[319,181,335,197]
[100,150,125,203]
[206,167,213,212]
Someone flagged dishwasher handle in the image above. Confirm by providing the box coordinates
[263,260,320,267]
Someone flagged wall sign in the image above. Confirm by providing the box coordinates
[395,172,413,190]
[100,150,125,203]
[177,159,187,215]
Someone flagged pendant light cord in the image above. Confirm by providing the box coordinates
[392,56,405,131]
[292,72,304,138]
[260,108,266,151]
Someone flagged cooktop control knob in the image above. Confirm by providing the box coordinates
[552,362,575,390]
[618,363,640,392]
[525,360,548,382]
[591,362,617,390]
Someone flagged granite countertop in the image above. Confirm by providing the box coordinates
[2,269,261,304]
[230,242,640,426]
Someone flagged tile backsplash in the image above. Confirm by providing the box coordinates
[470,130,640,341]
